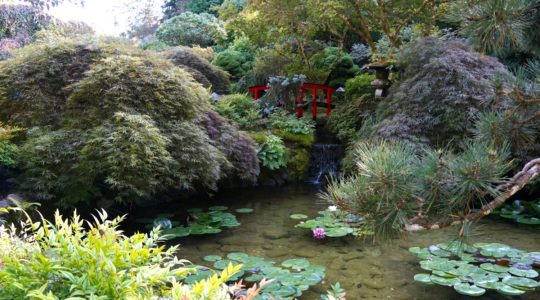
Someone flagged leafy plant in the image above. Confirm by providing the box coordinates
[188,252,326,299]
[344,73,375,100]
[327,94,377,144]
[269,111,315,135]
[213,37,255,80]
[257,135,288,170]
[410,241,540,297]
[491,199,540,225]
[309,47,360,88]
[0,122,21,167]
[213,94,261,130]
[321,282,346,300]
[0,210,194,299]
[291,206,368,238]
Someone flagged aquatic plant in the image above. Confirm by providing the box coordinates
[291,207,368,238]
[187,252,326,299]
[141,206,242,239]
[410,242,540,297]
[491,199,540,225]
[312,227,325,239]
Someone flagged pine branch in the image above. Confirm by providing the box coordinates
[405,158,540,232]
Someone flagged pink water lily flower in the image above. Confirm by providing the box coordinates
[313,227,325,239]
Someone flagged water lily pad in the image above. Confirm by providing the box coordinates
[471,273,499,286]
[208,205,228,211]
[414,273,432,284]
[245,273,264,282]
[325,227,351,237]
[227,252,250,262]
[163,226,191,238]
[430,275,461,286]
[214,259,236,270]
[290,214,308,220]
[454,283,486,296]
[282,258,310,270]
[480,263,509,273]
[203,255,222,262]
[420,260,455,272]
[498,284,527,295]
[508,267,539,278]
[516,216,540,225]
[502,277,540,289]
[235,208,254,213]
[272,285,297,297]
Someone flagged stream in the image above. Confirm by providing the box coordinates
[129,186,540,299]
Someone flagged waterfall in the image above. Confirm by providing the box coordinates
[307,143,344,185]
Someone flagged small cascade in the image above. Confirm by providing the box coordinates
[307,143,344,185]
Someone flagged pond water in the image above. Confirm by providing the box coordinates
[130,186,540,299]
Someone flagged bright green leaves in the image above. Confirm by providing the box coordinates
[257,135,288,171]
[291,207,366,238]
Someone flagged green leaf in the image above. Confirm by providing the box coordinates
[453,283,486,296]
[281,258,310,270]
[290,214,308,220]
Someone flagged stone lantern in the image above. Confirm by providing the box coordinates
[362,63,394,98]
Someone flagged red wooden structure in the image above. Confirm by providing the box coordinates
[248,83,337,118]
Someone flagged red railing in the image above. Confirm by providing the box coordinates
[248,83,337,118]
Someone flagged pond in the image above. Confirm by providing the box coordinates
[129,186,540,299]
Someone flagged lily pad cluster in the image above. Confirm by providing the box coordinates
[291,207,367,238]
[491,199,540,225]
[410,242,540,296]
[184,252,326,299]
[139,206,253,239]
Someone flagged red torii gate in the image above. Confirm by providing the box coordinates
[248,83,337,118]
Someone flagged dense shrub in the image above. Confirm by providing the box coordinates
[163,46,231,94]
[327,95,377,144]
[344,73,375,100]
[213,37,255,80]
[213,94,261,129]
[156,12,226,47]
[0,4,51,45]
[309,47,360,88]
[367,37,511,149]
[197,110,260,183]
[0,209,247,299]
[0,38,257,206]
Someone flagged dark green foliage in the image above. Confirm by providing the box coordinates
[327,95,377,144]
[309,47,360,88]
[213,94,260,129]
[368,38,510,149]
[163,46,231,94]
[212,37,255,80]
[322,140,512,239]
[0,38,257,206]
[187,0,224,14]
[344,73,375,100]
[156,12,226,47]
